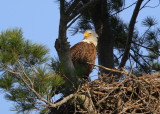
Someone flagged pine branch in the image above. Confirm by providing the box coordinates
[66,0,81,15]
[132,41,152,50]
[130,48,151,67]
[119,0,144,69]
[67,14,81,29]
[130,53,148,73]
[0,64,77,108]
[67,0,99,22]
[17,60,34,88]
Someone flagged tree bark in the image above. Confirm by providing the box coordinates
[55,0,78,93]
[83,0,114,78]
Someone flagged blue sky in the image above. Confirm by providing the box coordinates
[0,0,160,113]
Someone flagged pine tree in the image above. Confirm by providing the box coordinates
[0,29,64,113]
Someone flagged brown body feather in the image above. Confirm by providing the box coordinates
[70,42,96,78]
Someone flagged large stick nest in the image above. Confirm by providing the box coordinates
[51,73,160,114]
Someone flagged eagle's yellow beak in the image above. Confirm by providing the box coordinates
[84,32,91,37]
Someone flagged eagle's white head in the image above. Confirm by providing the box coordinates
[82,30,98,46]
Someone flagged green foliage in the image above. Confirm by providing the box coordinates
[0,29,24,64]
[33,66,64,96]
[5,87,36,113]
[51,58,65,76]
[142,16,157,27]
[112,16,128,49]
[0,29,49,65]
[22,40,49,65]
[0,72,15,90]
[0,29,65,113]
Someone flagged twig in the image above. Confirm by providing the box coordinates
[0,65,20,75]
[140,0,151,10]
[111,1,137,16]
[86,88,97,114]
[130,53,148,73]
[17,60,34,87]
[93,91,106,95]
[88,63,136,78]
[143,0,160,9]
[132,41,152,50]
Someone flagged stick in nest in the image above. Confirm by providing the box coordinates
[87,62,137,78]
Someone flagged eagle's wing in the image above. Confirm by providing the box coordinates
[70,42,96,76]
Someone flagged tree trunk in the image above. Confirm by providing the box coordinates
[55,2,78,94]
[84,0,114,80]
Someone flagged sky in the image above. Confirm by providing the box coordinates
[0,0,160,113]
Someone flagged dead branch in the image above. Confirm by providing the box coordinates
[88,63,136,78]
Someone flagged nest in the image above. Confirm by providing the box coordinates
[51,73,160,114]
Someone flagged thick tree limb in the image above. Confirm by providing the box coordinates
[55,0,78,89]
[119,0,144,69]
[85,0,114,74]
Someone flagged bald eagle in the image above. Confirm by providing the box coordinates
[70,30,98,79]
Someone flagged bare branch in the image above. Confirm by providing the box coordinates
[140,0,160,10]
[140,0,151,10]
[130,48,151,67]
[144,0,160,8]
[50,93,76,107]
[67,14,81,29]
[88,63,136,78]
[119,0,144,69]
[132,41,152,50]
[130,53,148,73]
[111,1,137,16]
